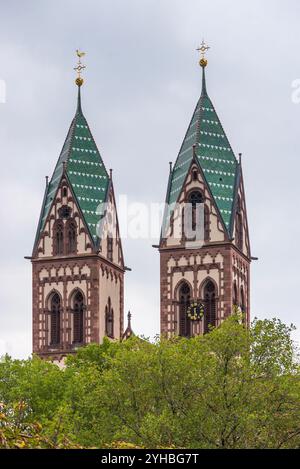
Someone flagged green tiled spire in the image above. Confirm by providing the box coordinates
[167,66,238,233]
[37,87,109,245]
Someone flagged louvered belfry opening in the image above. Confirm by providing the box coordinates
[50,293,61,345]
[204,280,216,333]
[73,291,84,343]
[179,282,191,337]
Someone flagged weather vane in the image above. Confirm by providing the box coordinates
[74,49,86,87]
[196,40,210,68]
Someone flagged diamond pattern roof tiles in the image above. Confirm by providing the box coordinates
[167,68,238,232]
[37,88,109,244]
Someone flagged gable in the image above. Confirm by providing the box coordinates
[35,89,109,249]
[34,176,94,258]
[167,70,238,234]
[163,162,227,248]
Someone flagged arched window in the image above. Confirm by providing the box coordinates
[178,282,191,337]
[233,281,238,307]
[73,291,84,343]
[66,219,77,254]
[53,221,64,255]
[203,280,216,333]
[188,191,204,231]
[235,197,243,251]
[105,297,114,338]
[50,293,60,345]
[189,190,204,204]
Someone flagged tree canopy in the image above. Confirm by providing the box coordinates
[0,314,299,449]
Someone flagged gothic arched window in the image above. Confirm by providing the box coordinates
[73,291,84,343]
[66,219,77,254]
[203,280,216,333]
[50,293,60,345]
[188,191,204,231]
[105,297,114,338]
[178,282,191,337]
[53,221,64,255]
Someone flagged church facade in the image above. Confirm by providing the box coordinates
[31,69,126,361]
[159,50,251,338]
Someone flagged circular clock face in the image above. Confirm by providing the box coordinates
[187,302,205,321]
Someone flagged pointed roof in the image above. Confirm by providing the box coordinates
[166,65,238,234]
[36,86,109,247]
[122,311,134,340]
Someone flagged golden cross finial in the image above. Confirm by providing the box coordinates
[74,49,86,87]
[196,40,210,68]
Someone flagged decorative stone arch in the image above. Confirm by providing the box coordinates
[45,289,63,310]
[185,186,205,202]
[199,276,219,298]
[174,278,193,301]
[68,287,85,308]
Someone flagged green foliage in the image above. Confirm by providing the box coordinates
[0,315,299,449]
[0,402,77,448]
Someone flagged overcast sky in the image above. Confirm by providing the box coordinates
[0,0,299,358]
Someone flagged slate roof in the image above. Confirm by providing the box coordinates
[166,67,238,235]
[36,87,109,246]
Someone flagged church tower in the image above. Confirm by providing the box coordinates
[159,44,251,337]
[30,53,125,361]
